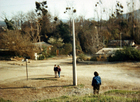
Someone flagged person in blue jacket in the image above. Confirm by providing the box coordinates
[92,71,101,94]
[57,65,61,78]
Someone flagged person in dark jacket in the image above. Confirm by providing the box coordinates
[92,71,101,94]
[57,65,61,78]
[54,65,58,78]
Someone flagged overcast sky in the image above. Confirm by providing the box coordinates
[0,0,140,21]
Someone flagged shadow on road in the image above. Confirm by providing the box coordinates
[43,84,74,88]
[0,75,70,90]
[0,84,74,90]
[0,86,32,89]
[29,77,58,81]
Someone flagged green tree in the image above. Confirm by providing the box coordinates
[55,21,72,43]
[48,37,64,55]
[62,43,72,55]
[4,18,15,30]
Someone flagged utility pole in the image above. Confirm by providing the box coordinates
[64,7,77,86]
[72,19,77,86]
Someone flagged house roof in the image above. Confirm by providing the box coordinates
[96,48,122,55]
[108,40,135,47]
[33,42,53,47]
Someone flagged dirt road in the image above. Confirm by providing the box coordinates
[0,56,140,102]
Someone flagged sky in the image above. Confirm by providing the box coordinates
[0,0,140,21]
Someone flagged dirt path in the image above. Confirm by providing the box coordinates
[0,57,140,102]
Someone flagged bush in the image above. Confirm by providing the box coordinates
[87,58,91,61]
[97,54,108,61]
[78,53,87,61]
[42,46,51,58]
[0,30,38,59]
[50,46,57,56]
[37,46,52,60]
[38,55,45,60]
[0,98,12,102]
[60,43,72,55]
[108,47,140,62]
[90,56,97,61]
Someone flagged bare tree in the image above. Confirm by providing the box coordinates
[0,30,37,58]
[12,11,25,29]
[24,11,39,43]
[0,12,7,20]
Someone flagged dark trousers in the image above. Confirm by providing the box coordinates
[93,84,100,94]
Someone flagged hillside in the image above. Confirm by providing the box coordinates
[0,21,6,26]
[118,9,140,20]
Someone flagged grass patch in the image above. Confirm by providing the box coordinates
[1,90,140,102]
[38,94,139,102]
[78,84,85,88]
[104,90,140,95]
[104,90,140,100]
[62,84,84,88]
[0,98,13,102]
[38,90,140,102]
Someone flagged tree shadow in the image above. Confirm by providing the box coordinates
[0,84,74,90]
[29,74,65,81]
[0,75,73,90]
[43,84,74,88]
[0,86,32,89]
[29,77,58,81]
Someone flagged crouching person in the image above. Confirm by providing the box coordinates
[92,71,101,94]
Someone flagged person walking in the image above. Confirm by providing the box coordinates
[57,65,61,78]
[54,65,58,78]
[92,71,101,94]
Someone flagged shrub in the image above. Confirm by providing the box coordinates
[42,46,51,58]
[61,43,72,55]
[90,56,97,61]
[78,53,87,61]
[50,46,57,56]
[108,47,140,62]
[37,46,52,60]
[0,30,38,59]
[97,54,108,61]
[87,58,91,61]
[90,55,107,61]
[38,55,45,60]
